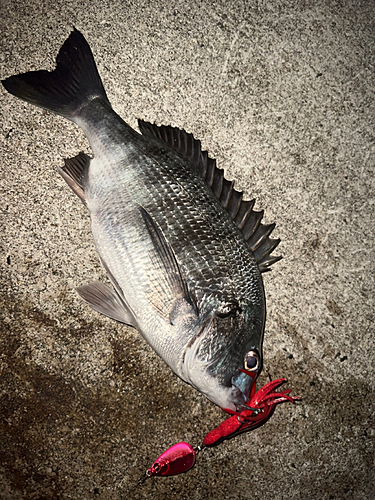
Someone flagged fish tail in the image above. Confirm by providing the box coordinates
[2,28,110,120]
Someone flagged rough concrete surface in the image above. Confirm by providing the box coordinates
[0,0,374,499]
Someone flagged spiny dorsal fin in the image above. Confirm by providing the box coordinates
[57,152,90,207]
[138,120,281,272]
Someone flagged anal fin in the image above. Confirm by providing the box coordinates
[77,282,136,327]
[57,152,90,207]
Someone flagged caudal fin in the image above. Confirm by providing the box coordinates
[2,28,110,120]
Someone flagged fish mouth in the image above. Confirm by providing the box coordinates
[227,369,259,412]
[228,384,248,412]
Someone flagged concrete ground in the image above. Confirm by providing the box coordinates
[0,1,374,498]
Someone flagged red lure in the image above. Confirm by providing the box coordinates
[145,377,300,478]
[146,442,198,477]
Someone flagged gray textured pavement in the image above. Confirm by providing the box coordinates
[0,1,374,499]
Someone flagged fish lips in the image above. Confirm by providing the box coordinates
[227,384,250,412]
[228,365,260,412]
[206,343,263,411]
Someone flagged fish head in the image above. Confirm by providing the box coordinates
[181,302,264,412]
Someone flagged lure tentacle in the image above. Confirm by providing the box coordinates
[203,378,300,446]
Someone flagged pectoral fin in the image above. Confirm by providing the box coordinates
[140,206,198,324]
[77,281,136,327]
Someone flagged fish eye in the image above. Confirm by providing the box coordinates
[216,303,242,319]
[244,350,259,371]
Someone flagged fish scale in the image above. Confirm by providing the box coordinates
[86,120,249,296]
[85,107,257,306]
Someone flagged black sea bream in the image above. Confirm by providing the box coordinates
[2,29,281,412]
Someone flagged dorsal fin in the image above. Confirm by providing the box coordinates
[138,120,281,272]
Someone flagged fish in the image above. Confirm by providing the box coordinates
[2,29,281,413]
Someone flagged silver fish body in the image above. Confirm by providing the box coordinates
[2,30,281,411]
